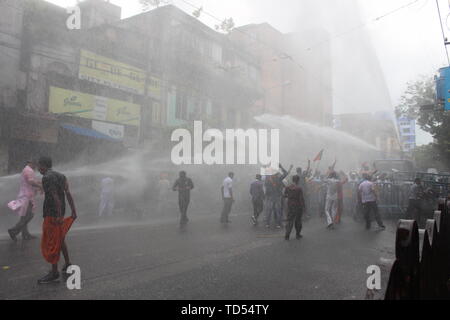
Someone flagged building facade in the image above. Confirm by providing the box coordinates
[0,0,262,174]
[229,23,333,126]
[334,112,402,159]
[397,116,416,153]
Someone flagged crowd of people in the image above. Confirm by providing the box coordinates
[168,161,390,240]
[5,155,439,285]
[247,162,387,240]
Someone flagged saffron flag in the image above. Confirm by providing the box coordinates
[313,150,324,162]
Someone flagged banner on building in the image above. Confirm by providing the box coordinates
[49,86,141,127]
[79,49,146,95]
[92,120,125,140]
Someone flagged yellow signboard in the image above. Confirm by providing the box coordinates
[79,49,146,95]
[49,87,141,127]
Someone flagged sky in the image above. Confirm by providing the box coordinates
[45,0,447,144]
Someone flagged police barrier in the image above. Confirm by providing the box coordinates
[309,172,449,222]
[385,220,420,300]
[385,199,450,300]
[419,219,439,299]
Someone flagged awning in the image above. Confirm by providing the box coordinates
[61,123,120,142]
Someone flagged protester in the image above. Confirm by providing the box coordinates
[307,171,322,219]
[360,162,371,177]
[324,171,340,229]
[347,172,362,222]
[407,178,425,228]
[318,174,327,219]
[250,174,265,226]
[172,171,194,226]
[98,177,115,218]
[264,164,292,229]
[37,156,77,284]
[284,175,306,240]
[358,174,385,231]
[157,173,171,215]
[221,172,234,224]
[8,159,42,241]
[335,171,348,224]
[296,161,312,219]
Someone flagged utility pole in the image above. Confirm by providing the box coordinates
[436,0,450,66]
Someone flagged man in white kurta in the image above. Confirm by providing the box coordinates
[99,177,115,217]
[8,160,41,241]
[324,172,339,229]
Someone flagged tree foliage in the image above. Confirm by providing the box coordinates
[395,75,450,170]
[413,144,448,172]
[215,18,235,34]
[192,6,203,18]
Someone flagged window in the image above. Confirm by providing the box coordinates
[212,44,222,63]
[176,91,188,120]
[203,42,212,59]
[152,102,161,124]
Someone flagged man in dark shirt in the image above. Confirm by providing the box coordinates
[172,171,194,226]
[37,156,77,284]
[284,175,305,240]
[407,178,425,228]
[250,174,265,226]
[296,162,311,219]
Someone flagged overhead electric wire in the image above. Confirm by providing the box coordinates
[175,0,427,111]
[1,0,429,114]
[305,0,423,52]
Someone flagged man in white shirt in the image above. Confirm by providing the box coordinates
[221,172,234,224]
[99,177,115,217]
[358,174,385,231]
[8,159,42,241]
[324,171,339,229]
[157,173,171,215]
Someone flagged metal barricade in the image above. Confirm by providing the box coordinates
[376,182,409,216]
[385,199,450,300]
[385,219,420,300]
[419,219,439,299]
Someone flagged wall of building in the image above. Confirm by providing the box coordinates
[0,0,24,109]
[117,5,260,130]
[284,29,333,125]
[79,0,122,29]
[335,112,402,159]
[0,1,263,174]
[230,23,332,126]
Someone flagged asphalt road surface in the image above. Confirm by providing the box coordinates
[0,211,396,300]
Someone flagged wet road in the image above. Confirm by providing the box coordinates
[0,211,396,300]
